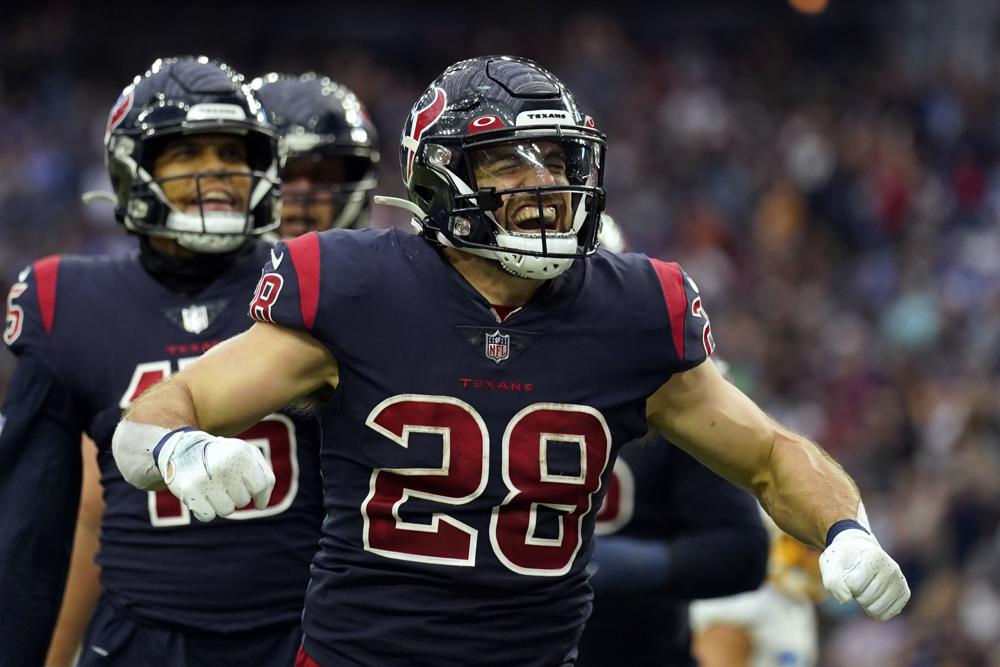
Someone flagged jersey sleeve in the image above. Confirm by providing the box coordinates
[248,232,321,332]
[0,355,83,666]
[646,259,715,371]
[4,256,61,359]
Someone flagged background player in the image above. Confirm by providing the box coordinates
[113,56,909,666]
[0,57,326,667]
[691,514,826,667]
[577,220,769,667]
[251,72,380,238]
[38,67,381,667]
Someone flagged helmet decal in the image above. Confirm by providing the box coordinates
[468,115,506,134]
[106,89,134,136]
[403,87,447,185]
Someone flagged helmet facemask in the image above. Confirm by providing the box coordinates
[415,127,606,280]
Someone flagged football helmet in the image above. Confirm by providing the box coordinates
[251,72,379,233]
[380,55,606,280]
[104,56,280,253]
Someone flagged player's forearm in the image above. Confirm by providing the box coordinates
[752,423,861,549]
[113,377,197,490]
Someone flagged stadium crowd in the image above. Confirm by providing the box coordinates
[1,2,998,664]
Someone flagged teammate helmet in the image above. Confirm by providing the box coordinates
[251,72,379,231]
[105,56,280,253]
[397,55,607,280]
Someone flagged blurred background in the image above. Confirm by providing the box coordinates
[2,0,999,664]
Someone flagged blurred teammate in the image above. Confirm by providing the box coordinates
[691,514,825,667]
[251,72,379,238]
[113,56,909,666]
[0,57,327,667]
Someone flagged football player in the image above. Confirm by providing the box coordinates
[38,67,381,667]
[0,57,326,667]
[251,72,379,238]
[691,514,826,667]
[113,56,910,666]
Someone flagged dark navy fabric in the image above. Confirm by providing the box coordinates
[76,594,301,667]
[1,242,323,661]
[578,439,768,667]
[250,228,711,666]
[0,355,83,667]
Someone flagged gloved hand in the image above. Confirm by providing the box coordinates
[155,428,275,522]
[819,525,910,621]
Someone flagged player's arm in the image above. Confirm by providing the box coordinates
[0,355,83,667]
[646,359,909,620]
[44,436,104,667]
[647,359,852,547]
[113,321,337,520]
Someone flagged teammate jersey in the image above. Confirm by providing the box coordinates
[249,228,713,666]
[690,586,819,667]
[578,440,767,666]
[3,243,323,632]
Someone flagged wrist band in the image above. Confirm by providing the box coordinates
[152,426,197,467]
[826,519,870,547]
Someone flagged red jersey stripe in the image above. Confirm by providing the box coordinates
[33,255,60,335]
[285,232,321,330]
[648,258,687,362]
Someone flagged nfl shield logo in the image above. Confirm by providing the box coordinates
[485,330,510,364]
[181,304,210,334]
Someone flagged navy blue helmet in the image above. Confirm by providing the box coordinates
[104,56,280,253]
[252,72,379,233]
[390,55,606,280]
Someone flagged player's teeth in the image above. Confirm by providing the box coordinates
[514,206,556,224]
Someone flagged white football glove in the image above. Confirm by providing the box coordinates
[819,526,910,621]
[155,429,276,522]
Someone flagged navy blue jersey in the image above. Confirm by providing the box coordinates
[3,243,323,633]
[579,440,768,666]
[249,228,712,666]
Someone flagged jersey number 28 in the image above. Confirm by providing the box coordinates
[362,395,611,577]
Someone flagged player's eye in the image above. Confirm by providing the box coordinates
[219,143,248,163]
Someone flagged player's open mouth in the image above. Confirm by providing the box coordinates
[508,203,562,232]
[189,189,239,212]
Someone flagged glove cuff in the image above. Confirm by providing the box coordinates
[825,519,870,547]
[153,426,198,479]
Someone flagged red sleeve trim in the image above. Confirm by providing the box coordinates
[33,255,60,335]
[285,232,321,330]
[648,258,688,361]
